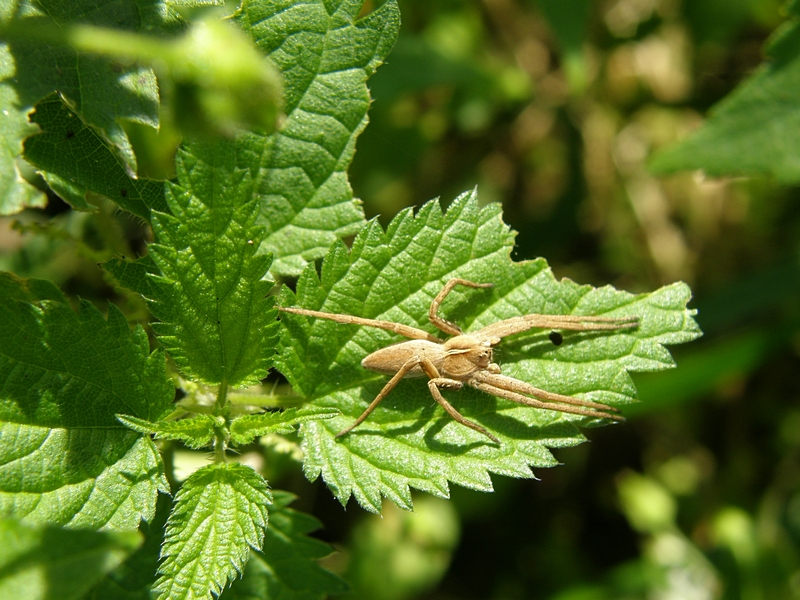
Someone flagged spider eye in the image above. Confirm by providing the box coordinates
[549,331,563,346]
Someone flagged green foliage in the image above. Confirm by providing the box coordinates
[229,407,339,446]
[0,518,142,600]
[146,145,279,388]
[650,10,800,181]
[0,45,45,214]
[117,414,222,450]
[222,491,348,600]
[23,95,167,219]
[232,0,400,275]
[0,272,171,529]
[153,463,271,600]
[279,190,701,512]
[1,0,167,175]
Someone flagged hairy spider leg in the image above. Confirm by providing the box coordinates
[429,278,494,336]
[476,313,639,341]
[468,379,624,422]
[279,306,443,343]
[472,371,622,413]
[337,354,500,444]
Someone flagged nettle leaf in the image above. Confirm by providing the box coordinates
[230,407,340,446]
[146,144,279,388]
[118,414,221,450]
[232,0,401,276]
[223,491,347,600]
[650,14,800,182]
[3,0,181,174]
[0,45,45,215]
[23,95,167,219]
[278,190,702,512]
[0,518,142,600]
[0,272,172,528]
[153,463,272,600]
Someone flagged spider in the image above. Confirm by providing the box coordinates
[280,278,639,443]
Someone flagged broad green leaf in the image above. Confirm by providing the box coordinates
[231,0,401,276]
[229,407,340,446]
[104,254,161,300]
[145,144,279,388]
[0,518,141,600]
[2,0,175,173]
[0,44,45,215]
[83,492,171,600]
[223,490,348,600]
[154,462,272,600]
[278,190,701,512]
[118,414,221,450]
[23,95,167,219]
[650,15,800,182]
[0,272,172,528]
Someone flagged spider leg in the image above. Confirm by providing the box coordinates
[336,355,425,438]
[427,378,500,444]
[475,313,638,342]
[429,278,494,336]
[280,306,443,343]
[468,379,625,422]
[473,371,621,413]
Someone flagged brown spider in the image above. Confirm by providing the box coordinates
[280,278,639,443]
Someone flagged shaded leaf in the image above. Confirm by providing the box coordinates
[229,407,339,446]
[0,272,172,528]
[650,15,800,182]
[0,518,141,600]
[23,95,167,219]
[223,491,347,600]
[3,0,174,173]
[154,463,272,600]
[0,45,45,215]
[278,190,701,512]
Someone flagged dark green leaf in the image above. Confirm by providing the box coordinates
[0,518,141,600]
[650,16,800,182]
[23,95,167,219]
[223,491,347,600]
[0,272,172,527]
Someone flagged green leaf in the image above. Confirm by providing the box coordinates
[278,190,701,512]
[83,492,172,600]
[118,414,220,450]
[0,45,45,215]
[229,407,339,446]
[0,518,142,600]
[231,0,401,276]
[23,95,167,220]
[0,272,172,528]
[153,463,272,600]
[2,0,175,173]
[649,15,800,182]
[222,491,347,600]
[145,144,279,388]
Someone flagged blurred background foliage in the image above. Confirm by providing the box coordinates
[2,0,800,598]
